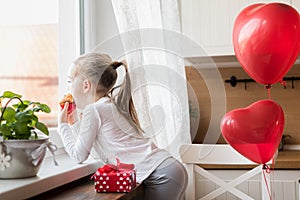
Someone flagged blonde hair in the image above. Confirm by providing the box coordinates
[73,53,143,133]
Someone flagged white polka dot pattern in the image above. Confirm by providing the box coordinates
[92,170,136,193]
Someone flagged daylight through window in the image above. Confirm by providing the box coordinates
[0,0,58,126]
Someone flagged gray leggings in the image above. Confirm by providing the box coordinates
[139,157,188,200]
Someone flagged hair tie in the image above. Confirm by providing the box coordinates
[110,61,123,70]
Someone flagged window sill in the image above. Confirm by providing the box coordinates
[0,150,103,200]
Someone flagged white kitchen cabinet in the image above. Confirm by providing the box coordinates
[195,170,299,200]
[292,0,300,11]
[181,0,292,57]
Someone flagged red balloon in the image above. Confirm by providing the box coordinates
[220,100,284,164]
[233,3,300,85]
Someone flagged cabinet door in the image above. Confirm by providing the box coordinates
[182,0,291,57]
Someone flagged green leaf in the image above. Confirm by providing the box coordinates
[0,124,12,138]
[2,91,22,99]
[30,114,38,124]
[39,103,51,113]
[14,102,28,112]
[30,102,51,113]
[12,121,32,138]
[35,122,49,135]
[22,100,31,105]
[2,107,16,122]
[15,112,33,123]
[0,91,50,139]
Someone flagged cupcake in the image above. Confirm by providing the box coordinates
[59,93,76,112]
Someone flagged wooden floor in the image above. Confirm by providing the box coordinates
[28,175,144,200]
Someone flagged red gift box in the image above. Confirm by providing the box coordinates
[91,158,136,193]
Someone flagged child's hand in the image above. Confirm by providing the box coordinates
[59,102,78,125]
[59,102,69,124]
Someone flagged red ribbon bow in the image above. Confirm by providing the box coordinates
[93,158,135,175]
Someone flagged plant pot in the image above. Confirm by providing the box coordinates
[0,135,51,179]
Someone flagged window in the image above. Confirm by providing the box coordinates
[0,0,58,126]
[0,2,92,198]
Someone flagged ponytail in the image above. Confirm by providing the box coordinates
[74,52,143,133]
[110,62,143,133]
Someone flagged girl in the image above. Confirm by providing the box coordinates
[58,53,187,200]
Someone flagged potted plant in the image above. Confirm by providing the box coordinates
[0,91,56,178]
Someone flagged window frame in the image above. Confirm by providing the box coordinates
[0,1,100,199]
[58,0,81,99]
[50,0,81,150]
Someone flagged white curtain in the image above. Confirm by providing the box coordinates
[83,0,191,159]
[110,0,191,159]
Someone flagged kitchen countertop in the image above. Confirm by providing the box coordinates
[273,150,300,169]
[200,150,300,170]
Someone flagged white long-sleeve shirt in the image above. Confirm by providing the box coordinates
[58,97,171,183]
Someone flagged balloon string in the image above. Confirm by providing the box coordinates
[263,164,273,200]
[265,84,272,99]
[271,158,275,200]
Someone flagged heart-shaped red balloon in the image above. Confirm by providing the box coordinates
[220,100,284,164]
[233,3,300,85]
